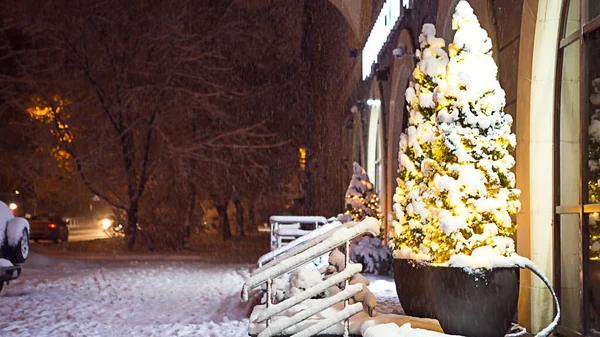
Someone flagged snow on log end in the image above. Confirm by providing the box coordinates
[289,303,363,337]
[244,217,381,291]
[360,217,381,236]
[257,263,362,322]
[257,283,363,337]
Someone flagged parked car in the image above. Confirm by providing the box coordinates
[29,214,69,243]
[0,201,30,291]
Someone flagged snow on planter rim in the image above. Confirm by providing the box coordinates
[363,322,461,337]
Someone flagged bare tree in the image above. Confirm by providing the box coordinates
[0,0,299,249]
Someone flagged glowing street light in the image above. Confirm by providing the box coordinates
[366,99,381,106]
[9,203,17,210]
[101,218,113,230]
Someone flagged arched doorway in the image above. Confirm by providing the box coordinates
[385,28,416,241]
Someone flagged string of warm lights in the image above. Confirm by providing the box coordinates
[388,2,520,263]
[345,162,383,223]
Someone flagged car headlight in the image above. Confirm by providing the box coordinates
[101,218,113,230]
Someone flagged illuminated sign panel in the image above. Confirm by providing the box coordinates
[361,0,407,80]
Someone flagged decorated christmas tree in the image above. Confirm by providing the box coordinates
[345,162,382,222]
[588,78,600,259]
[389,1,520,264]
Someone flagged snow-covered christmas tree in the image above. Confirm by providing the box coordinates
[346,162,391,274]
[345,162,383,222]
[588,78,600,258]
[389,1,520,264]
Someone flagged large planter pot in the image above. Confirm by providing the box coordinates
[589,259,600,316]
[393,258,435,318]
[429,266,520,337]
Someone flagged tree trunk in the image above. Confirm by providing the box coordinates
[126,202,139,250]
[215,201,231,240]
[184,116,198,249]
[234,199,245,237]
[183,183,196,249]
[249,201,256,233]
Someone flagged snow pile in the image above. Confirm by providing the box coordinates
[389,1,520,264]
[0,258,13,267]
[345,162,383,223]
[287,265,324,298]
[363,322,461,337]
[350,236,393,275]
[448,247,525,270]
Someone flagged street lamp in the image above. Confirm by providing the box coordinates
[366,99,381,106]
[9,203,17,210]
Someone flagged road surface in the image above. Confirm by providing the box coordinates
[64,221,109,242]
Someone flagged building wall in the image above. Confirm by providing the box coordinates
[302,0,360,216]
[340,0,558,331]
[310,0,566,330]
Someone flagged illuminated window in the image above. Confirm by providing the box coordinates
[299,147,306,170]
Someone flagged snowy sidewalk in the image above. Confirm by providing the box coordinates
[0,253,469,337]
[0,253,255,337]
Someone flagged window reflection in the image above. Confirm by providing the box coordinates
[558,37,582,334]
[561,40,581,206]
[588,0,600,23]
[565,0,580,38]
[589,29,600,333]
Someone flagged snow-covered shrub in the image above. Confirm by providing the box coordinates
[389,1,520,264]
[350,236,393,275]
[345,162,382,223]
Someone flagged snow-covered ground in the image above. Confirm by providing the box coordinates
[0,253,406,337]
[0,253,255,337]
[8,251,497,337]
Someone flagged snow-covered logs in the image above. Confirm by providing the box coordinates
[324,249,377,316]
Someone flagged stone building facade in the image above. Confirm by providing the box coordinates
[309,0,600,335]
